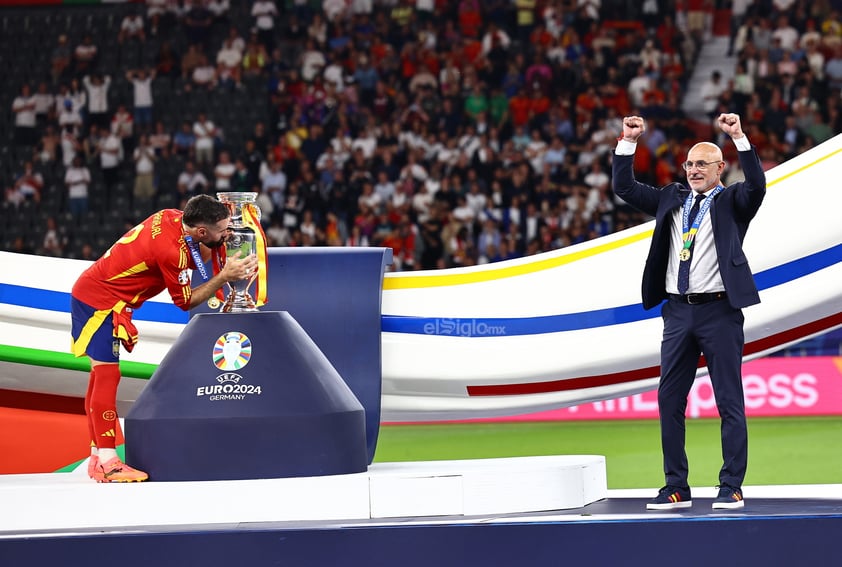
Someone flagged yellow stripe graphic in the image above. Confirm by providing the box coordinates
[383,230,653,290]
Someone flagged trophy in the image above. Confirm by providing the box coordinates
[216,192,268,312]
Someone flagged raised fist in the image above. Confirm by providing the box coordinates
[717,113,744,139]
[622,116,646,142]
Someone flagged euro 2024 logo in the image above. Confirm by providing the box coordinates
[213,331,252,371]
[199,331,262,400]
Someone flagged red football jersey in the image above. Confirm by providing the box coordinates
[72,209,197,311]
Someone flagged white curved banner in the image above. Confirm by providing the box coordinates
[1,134,841,422]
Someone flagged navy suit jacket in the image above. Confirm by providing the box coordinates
[612,146,766,310]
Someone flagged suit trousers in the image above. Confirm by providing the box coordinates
[658,297,748,489]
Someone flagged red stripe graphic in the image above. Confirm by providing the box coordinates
[467,313,842,397]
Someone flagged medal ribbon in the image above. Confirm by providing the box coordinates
[241,203,269,307]
[184,234,210,281]
[185,233,226,302]
[681,185,722,251]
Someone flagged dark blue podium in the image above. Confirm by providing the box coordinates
[125,311,368,481]
[125,247,392,481]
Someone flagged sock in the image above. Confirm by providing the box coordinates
[85,370,97,456]
[89,363,122,451]
[98,448,118,463]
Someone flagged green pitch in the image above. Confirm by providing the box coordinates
[373,416,842,489]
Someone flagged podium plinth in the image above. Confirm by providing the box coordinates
[125,311,367,481]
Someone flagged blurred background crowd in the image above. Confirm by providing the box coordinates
[1,0,840,271]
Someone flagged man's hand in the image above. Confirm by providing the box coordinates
[717,113,745,139]
[220,251,258,282]
[621,116,646,143]
[187,250,259,310]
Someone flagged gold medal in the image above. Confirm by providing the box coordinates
[207,297,221,309]
[679,248,691,261]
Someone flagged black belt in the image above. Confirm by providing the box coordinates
[668,292,727,305]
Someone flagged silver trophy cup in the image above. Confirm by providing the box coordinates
[217,192,260,312]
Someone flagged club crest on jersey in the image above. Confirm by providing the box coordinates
[212,331,252,370]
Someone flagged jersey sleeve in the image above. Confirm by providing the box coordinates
[160,241,194,311]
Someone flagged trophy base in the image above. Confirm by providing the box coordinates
[220,293,257,313]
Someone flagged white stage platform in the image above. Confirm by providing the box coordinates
[0,455,607,534]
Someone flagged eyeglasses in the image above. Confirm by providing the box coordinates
[682,160,722,171]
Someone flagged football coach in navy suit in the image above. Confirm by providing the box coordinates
[612,113,766,511]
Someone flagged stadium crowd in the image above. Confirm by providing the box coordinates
[3,0,841,270]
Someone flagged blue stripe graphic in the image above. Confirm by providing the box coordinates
[1,244,840,335]
[0,284,188,324]
[381,243,842,337]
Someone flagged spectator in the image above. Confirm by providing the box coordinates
[14,161,44,203]
[241,39,268,78]
[262,157,287,211]
[154,40,180,82]
[64,155,91,217]
[224,26,246,53]
[146,0,179,37]
[353,55,379,105]
[36,125,60,166]
[149,120,172,158]
[172,120,197,158]
[240,138,264,187]
[32,81,55,130]
[216,36,243,90]
[68,79,87,115]
[190,53,218,91]
[110,104,134,156]
[126,68,156,134]
[38,215,69,257]
[176,160,209,202]
[213,150,236,190]
[231,157,250,191]
[251,0,279,50]
[81,124,102,166]
[98,128,123,194]
[73,34,99,77]
[83,73,111,132]
[183,0,214,48]
[699,70,725,119]
[12,84,37,146]
[180,44,205,83]
[118,10,146,44]
[300,39,325,82]
[56,84,83,134]
[74,243,97,261]
[133,134,157,205]
[193,113,217,165]
[255,184,275,224]
[281,181,305,230]
[771,14,798,52]
[51,34,72,84]
[825,45,842,91]
[208,0,231,25]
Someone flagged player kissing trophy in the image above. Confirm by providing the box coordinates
[215,192,268,312]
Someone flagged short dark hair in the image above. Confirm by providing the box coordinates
[182,195,229,227]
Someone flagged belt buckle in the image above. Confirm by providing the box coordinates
[686,293,702,305]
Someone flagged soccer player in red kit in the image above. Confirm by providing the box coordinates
[71,195,257,482]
